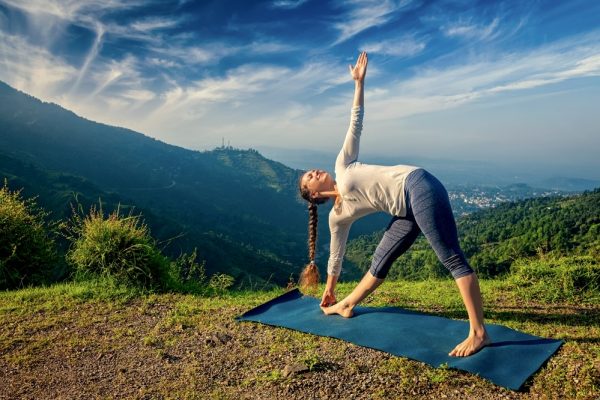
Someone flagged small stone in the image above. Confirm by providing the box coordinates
[215,333,232,344]
[283,363,309,377]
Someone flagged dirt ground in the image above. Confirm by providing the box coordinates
[1,292,598,400]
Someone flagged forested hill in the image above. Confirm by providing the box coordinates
[345,189,600,280]
[0,81,318,285]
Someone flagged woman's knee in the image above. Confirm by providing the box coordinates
[442,253,474,279]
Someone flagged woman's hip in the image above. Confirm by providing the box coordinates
[404,168,450,215]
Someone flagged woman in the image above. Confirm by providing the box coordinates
[298,52,490,357]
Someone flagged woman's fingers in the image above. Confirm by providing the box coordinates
[348,51,368,80]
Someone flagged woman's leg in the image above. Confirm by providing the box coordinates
[407,169,490,356]
[320,271,383,318]
[321,217,420,317]
[451,273,489,356]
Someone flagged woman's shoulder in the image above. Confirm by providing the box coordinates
[328,200,356,225]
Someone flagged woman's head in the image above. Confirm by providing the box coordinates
[299,169,335,204]
[297,169,334,290]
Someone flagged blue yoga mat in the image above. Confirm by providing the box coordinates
[237,289,563,390]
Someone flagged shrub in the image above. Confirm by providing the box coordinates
[166,248,210,293]
[508,256,600,302]
[65,204,170,289]
[0,182,57,289]
[209,273,235,294]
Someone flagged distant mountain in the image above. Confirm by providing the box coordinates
[256,146,600,191]
[0,81,326,285]
[537,177,600,192]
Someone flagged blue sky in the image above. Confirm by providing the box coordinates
[1,0,599,179]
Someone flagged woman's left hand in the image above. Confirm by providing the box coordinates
[349,51,368,82]
[320,287,337,307]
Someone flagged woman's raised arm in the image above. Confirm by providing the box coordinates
[349,51,367,107]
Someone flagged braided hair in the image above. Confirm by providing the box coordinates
[298,176,328,290]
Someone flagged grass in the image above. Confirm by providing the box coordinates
[0,277,598,399]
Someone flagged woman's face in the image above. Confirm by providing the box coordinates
[301,169,334,197]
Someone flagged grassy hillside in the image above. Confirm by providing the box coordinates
[0,81,321,285]
[0,151,302,286]
[0,274,597,399]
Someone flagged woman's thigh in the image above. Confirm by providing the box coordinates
[407,170,462,261]
[406,170,474,279]
[369,216,421,279]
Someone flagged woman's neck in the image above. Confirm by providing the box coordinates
[319,184,339,198]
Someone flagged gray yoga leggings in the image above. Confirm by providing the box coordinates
[369,168,474,280]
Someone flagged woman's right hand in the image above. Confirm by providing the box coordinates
[320,287,337,307]
[348,51,368,82]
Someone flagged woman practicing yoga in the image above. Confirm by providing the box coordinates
[298,52,491,357]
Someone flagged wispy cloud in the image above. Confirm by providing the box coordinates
[0,0,142,21]
[0,31,77,98]
[270,0,309,9]
[70,22,104,94]
[332,0,414,45]
[130,16,185,32]
[146,39,296,68]
[190,64,290,102]
[442,17,501,41]
[362,32,600,121]
[361,35,427,57]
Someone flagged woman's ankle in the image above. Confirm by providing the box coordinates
[469,325,487,337]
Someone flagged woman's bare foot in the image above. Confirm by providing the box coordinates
[449,330,491,357]
[320,301,355,318]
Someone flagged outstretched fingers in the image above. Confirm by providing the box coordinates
[349,51,368,81]
[359,51,367,64]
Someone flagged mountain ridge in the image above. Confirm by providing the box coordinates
[0,80,315,285]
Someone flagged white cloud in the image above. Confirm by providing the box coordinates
[130,16,184,32]
[332,0,414,45]
[271,0,309,9]
[360,33,600,122]
[0,0,135,21]
[70,22,104,94]
[146,40,295,68]
[154,63,292,123]
[442,17,501,41]
[148,57,178,68]
[361,35,427,57]
[247,41,295,54]
[0,32,77,98]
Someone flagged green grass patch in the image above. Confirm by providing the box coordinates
[0,276,598,399]
[508,256,600,304]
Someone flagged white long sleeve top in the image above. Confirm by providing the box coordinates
[327,106,420,277]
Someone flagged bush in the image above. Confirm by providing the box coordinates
[209,273,235,294]
[65,204,170,289]
[508,256,600,303]
[166,248,210,293]
[0,182,57,289]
